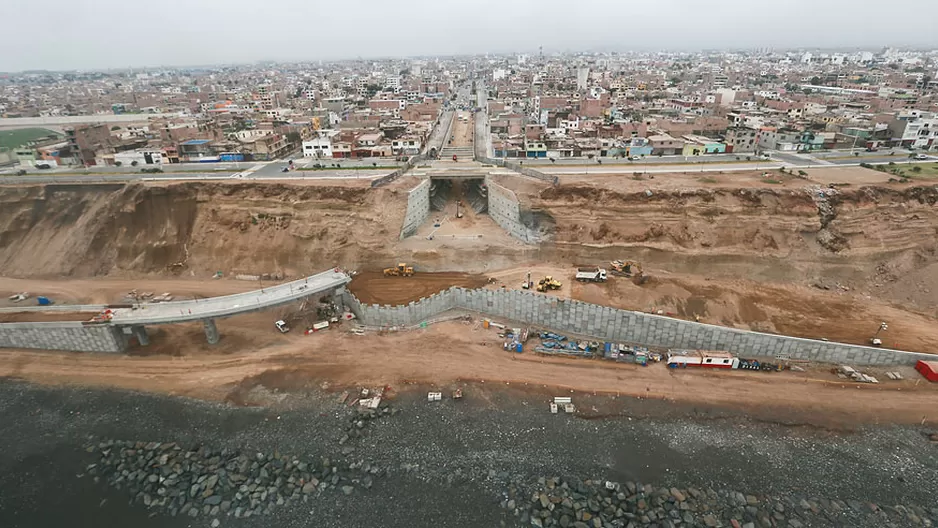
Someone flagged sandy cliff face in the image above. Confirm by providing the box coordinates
[533,185,938,258]
[1,181,937,313]
[0,182,406,277]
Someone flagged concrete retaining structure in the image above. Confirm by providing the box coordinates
[485,177,542,243]
[352,287,935,366]
[399,179,431,239]
[0,322,126,353]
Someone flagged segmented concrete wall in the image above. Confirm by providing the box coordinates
[352,287,935,366]
[0,322,127,353]
[485,177,540,243]
[399,179,431,239]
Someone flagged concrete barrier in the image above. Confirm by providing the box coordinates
[399,179,431,239]
[349,287,935,366]
[0,321,126,353]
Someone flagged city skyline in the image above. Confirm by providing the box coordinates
[3,0,938,72]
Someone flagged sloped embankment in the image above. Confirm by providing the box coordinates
[0,182,407,277]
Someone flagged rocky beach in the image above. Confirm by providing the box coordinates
[1,379,936,528]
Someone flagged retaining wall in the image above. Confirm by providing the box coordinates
[486,177,541,243]
[352,287,935,366]
[0,322,127,353]
[399,179,431,239]
[371,154,427,188]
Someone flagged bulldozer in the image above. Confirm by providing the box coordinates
[611,259,649,285]
[383,263,415,277]
[535,276,562,292]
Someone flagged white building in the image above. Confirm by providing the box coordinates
[302,137,334,158]
[114,150,162,166]
[576,67,590,90]
[390,137,422,154]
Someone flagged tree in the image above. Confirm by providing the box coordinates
[111,125,121,131]
[114,161,122,167]
[131,160,138,167]
[286,132,301,144]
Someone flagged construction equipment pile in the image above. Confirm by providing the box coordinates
[534,332,663,364]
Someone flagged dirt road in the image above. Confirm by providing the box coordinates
[451,112,473,148]
[349,271,489,304]
[1,317,936,428]
[0,277,267,308]
[0,312,100,323]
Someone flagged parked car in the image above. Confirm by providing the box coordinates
[915,154,929,161]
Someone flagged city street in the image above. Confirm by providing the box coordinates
[0,168,391,185]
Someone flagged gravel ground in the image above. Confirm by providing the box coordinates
[0,379,936,528]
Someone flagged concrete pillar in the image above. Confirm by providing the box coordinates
[203,319,219,345]
[131,325,149,346]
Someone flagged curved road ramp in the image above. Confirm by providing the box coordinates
[0,269,351,353]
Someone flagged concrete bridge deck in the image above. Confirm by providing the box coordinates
[108,269,350,326]
[0,269,352,352]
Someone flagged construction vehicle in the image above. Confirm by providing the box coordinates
[871,322,888,346]
[575,267,607,283]
[521,272,533,290]
[383,263,415,277]
[611,259,648,284]
[536,276,562,292]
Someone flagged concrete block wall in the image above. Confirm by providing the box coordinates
[0,322,127,353]
[485,177,539,243]
[399,179,431,239]
[349,287,936,366]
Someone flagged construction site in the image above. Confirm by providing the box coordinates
[4,95,938,528]
[3,100,938,416]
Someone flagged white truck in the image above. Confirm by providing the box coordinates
[575,267,607,282]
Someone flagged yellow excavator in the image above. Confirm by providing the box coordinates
[383,263,415,277]
[536,276,562,292]
[611,260,648,284]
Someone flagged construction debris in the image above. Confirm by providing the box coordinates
[358,397,382,409]
[8,292,29,303]
[836,365,879,384]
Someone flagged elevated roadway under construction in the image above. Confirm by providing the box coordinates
[0,269,352,352]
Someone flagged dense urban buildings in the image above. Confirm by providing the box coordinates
[2,48,936,169]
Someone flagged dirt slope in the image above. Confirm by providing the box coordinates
[0,182,407,278]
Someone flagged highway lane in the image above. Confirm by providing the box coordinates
[0,168,393,185]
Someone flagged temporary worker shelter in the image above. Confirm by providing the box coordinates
[915,360,938,382]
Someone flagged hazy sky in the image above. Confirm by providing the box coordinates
[3,0,938,71]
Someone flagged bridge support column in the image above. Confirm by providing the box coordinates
[131,325,149,346]
[203,319,219,345]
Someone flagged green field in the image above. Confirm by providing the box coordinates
[0,128,62,150]
[880,162,938,180]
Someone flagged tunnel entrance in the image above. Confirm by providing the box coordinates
[430,179,487,214]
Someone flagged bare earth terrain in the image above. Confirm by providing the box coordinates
[1,315,937,429]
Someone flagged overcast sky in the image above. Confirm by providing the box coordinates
[3,0,938,71]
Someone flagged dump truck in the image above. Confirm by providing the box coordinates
[575,267,607,283]
[383,263,415,277]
